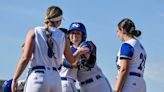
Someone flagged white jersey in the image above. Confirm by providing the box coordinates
[59,65,78,80]
[116,38,146,76]
[30,26,66,68]
[77,64,104,82]
[59,46,78,80]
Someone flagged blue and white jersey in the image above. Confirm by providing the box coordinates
[30,26,66,68]
[60,41,94,80]
[79,41,93,54]
[116,38,146,76]
[77,41,105,82]
[59,46,78,80]
[77,64,105,82]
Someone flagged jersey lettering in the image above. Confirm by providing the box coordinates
[138,53,146,71]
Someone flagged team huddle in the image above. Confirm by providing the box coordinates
[2,5,147,92]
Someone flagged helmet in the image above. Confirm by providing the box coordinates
[2,79,12,92]
[68,22,87,40]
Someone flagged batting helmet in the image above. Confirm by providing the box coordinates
[2,79,12,92]
[68,22,87,40]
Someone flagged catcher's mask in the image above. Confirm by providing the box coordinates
[68,22,87,41]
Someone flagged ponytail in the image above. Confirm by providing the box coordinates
[133,30,141,37]
[118,18,142,37]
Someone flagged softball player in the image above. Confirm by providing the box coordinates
[77,55,113,92]
[114,18,147,92]
[59,22,90,92]
[68,23,112,92]
[11,6,77,92]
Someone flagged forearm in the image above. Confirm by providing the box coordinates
[13,55,29,81]
[114,70,128,92]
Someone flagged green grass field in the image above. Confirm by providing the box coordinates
[0,80,5,92]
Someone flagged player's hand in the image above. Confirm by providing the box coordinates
[77,47,89,55]
[11,79,18,92]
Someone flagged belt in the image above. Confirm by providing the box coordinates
[80,75,102,85]
[61,77,76,82]
[32,66,57,71]
[129,72,141,77]
[58,65,62,70]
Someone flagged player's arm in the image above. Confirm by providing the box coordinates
[64,38,77,66]
[12,29,35,92]
[114,43,134,92]
[79,41,96,61]
[73,47,89,58]
[114,59,129,92]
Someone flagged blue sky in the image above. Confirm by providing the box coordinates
[0,0,164,92]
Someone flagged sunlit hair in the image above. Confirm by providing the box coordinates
[118,18,141,37]
[44,6,63,31]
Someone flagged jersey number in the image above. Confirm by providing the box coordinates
[138,53,146,70]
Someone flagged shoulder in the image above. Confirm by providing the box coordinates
[27,29,35,39]
[80,41,92,49]
[121,43,133,50]
[80,41,95,54]
[120,43,134,59]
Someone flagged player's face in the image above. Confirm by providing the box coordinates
[53,19,62,27]
[69,30,83,45]
[116,27,124,41]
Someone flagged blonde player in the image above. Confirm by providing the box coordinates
[11,6,77,92]
[114,18,147,92]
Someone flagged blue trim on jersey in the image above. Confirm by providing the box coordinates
[120,43,134,60]
[63,46,77,69]
[63,59,73,68]
[70,46,77,53]
[79,41,93,53]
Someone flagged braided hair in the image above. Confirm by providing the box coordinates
[44,6,63,59]
[44,6,63,31]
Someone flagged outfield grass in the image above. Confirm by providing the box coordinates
[0,80,6,92]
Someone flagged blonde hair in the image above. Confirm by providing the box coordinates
[44,6,63,31]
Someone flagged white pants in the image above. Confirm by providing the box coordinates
[79,75,112,92]
[61,78,77,92]
[24,67,62,92]
[122,76,146,92]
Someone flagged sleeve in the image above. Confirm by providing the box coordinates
[79,41,93,53]
[70,46,77,53]
[120,43,134,60]
[63,59,73,68]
